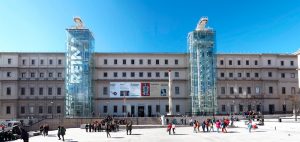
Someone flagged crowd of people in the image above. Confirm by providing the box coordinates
[0,125,29,142]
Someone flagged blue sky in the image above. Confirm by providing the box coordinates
[0,0,300,53]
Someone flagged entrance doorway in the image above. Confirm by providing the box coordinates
[148,106,152,117]
[131,105,135,117]
[138,106,145,117]
[269,104,275,114]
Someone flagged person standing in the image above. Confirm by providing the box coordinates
[216,120,221,133]
[57,126,61,140]
[247,120,252,133]
[85,124,88,132]
[20,127,29,142]
[60,126,66,141]
[105,122,111,138]
[172,123,176,134]
[167,123,172,135]
[128,121,132,135]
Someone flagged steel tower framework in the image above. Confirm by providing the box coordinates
[188,17,217,115]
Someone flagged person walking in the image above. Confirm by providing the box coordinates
[247,120,252,133]
[105,122,111,138]
[128,121,132,135]
[172,123,176,134]
[216,120,221,133]
[193,121,197,133]
[20,127,29,142]
[209,120,214,132]
[167,123,172,135]
[85,124,88,132]
[60,126,66,141]
[201,121,206,132]
[57,126,61,140]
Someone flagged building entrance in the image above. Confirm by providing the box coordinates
[138,106,145,117]
[269,104,275,114]
[131,105,135,117]
[148,106,152,117]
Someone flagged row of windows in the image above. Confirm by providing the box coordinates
[219,72,296,78]
[20,87,62,95]
[5,58,63,65]
[219,59,294,66]
[220,86,296,95]
[19,106,62,114]
[103,105,181,113]
[20,72,63,78]
[103,59,179,65]
[103,71,180,78]
[102,86,180,95]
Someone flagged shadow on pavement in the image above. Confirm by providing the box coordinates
[112,137,124,139]
[130,134,142,135]
[226,131,240,133]
[174,134,188,135]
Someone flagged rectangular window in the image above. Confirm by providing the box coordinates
[255,73,259,78]
[122,72,126,77]
[175,87,180,95]
[31,72,35,78]
[268,60,271,65]
[139,72,143,77]
[6,72,11,77]
[175,59,178,65]
[156,105,160,113]
[238,73,242,77]
[281,73,285,78]
[176,105,180,112]
[8,58,12,64]
[49,59,53,65]
[164,72,169,77]
[6,87,11,95]
[246,73,250,78]
[255,87,260,94]
[22,72,26,78]
[147,72,151,77]
[21,88,25,95]
[175,72,179,77]
[40,60,44,65]
[114,59,117,65]
[237,60,241,65]
[290,61,294,66]
[104,59,108,65]
[57,87,61,95]
[291,87,296,94]
[156,72,160,77]
[29,106,34,114]
[123,59,126,65]
[268,72,272,77]
[238,87,243,94]
[220,72,225,77]
[165,105,169,113]
[230,87,234,94]
[229,60,232,65]
[21,106,25,114]
[229,73,233,78]
[282,87,286,94]
[57,72,62,78]
[239,105,243,112]
[269,87,273,94]
[49,72,53,77]
[22,59,26,65]
[39,88,43,95]
[139,59,143,65]
[48,88,52,95]
[113,106,118,113]
[30,87,34,95]
[221,87,225,94]
[39,106,43,114]
[103,106,108,113]
[165,60,168,65]
[6,106,11,114]
[57,106,61,113]
[248,105,251,111]
[281,61,284,66]
[254,60,258,65]
[222,105,226,112]
[220,60,224,65]
[103,87,108,95]
[246,60,249,65]
[156,59,159,65]
[40,73,44,78]
[131,72,135,77]
[31,60,35,65]
[48,106,52,114]
[291,73,295,78]
[103,72,107,77]
[247,87,251,94]
[148,59,151,65]
[113,72,118,77]
[58,59,62,65]
[131,59,135,65]
[230,105,234,113]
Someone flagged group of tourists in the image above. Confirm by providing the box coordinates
[190,118,230,133]
[0,125,29,142]
[57,126,66,141]
[39,124,50,136]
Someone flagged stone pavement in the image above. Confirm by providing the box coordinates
[11,121,300,142]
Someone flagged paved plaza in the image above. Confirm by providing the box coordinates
[10,120,300,142]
